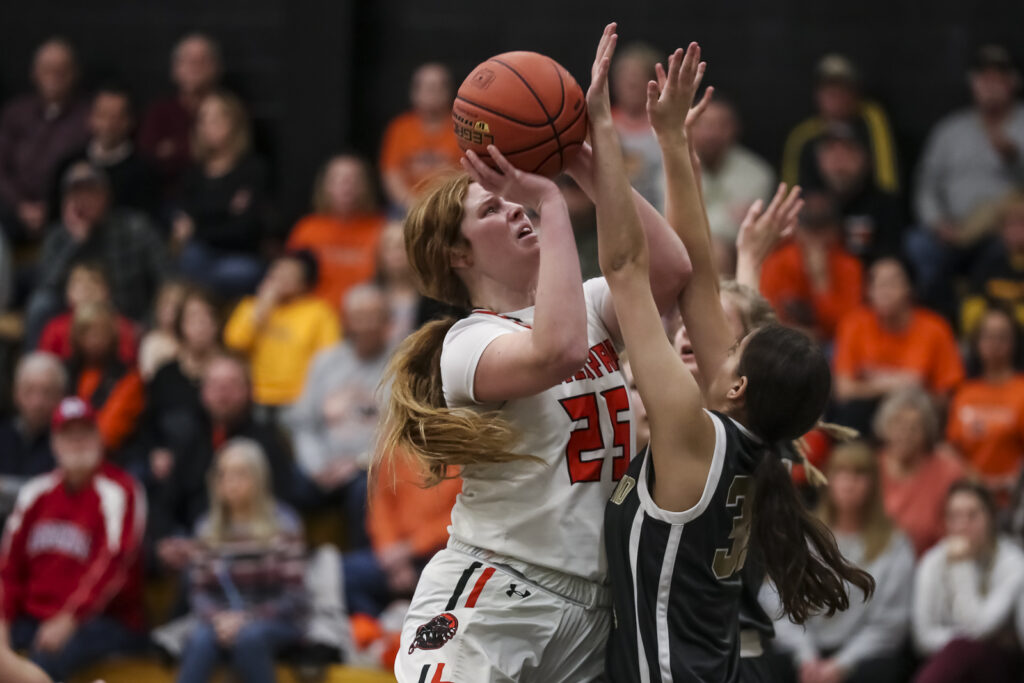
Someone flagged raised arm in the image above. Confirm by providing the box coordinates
[653,44,737,386]
[460,146,589,402]
[589,25,714,512]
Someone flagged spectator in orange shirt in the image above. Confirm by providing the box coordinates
[947,307,1024,495]
[833,256,965,434]
[286,155,385,308]
[379,63,461,211]
[65,302,144,455]
[760,193,864,342]
[344,457,460,617]
[37,261,138,366]
[876,388,965,556]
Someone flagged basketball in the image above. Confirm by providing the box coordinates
[453,51,588,177]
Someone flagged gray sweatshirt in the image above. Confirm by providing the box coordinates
[284,341,392,477]
[914,104,1024,227]
[913,536,1024,655]
[763,529,915,671]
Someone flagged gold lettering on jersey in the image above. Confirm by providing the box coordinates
[712,475,753,580]
[610,475,636,505]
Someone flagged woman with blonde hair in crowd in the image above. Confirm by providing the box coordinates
[177,437,307,683]
[766,441,916,683]
[875,386,965,555]
[173,90,270,296]
[913,480,1024,683]
[287,154,386,309]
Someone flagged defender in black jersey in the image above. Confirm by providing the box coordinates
[586,36,874,683]
[605,413,762,682]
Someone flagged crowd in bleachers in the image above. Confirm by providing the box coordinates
[0,29,1022,683]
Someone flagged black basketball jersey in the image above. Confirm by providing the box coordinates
[604,410,765,683]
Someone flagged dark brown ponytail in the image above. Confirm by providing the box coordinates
[738,324,876,623]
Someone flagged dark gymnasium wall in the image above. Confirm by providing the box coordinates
[1,0,1020,224]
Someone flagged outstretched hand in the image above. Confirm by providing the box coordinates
[736,183,804,270]
[585,23,618,125]
[461,145,558,210]
[647,42,705,140]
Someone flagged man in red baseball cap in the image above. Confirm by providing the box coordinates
[0,397,145,681]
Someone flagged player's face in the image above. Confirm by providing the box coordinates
[674,293,747,383]
[456,183,539,289]
[945,491,991,556]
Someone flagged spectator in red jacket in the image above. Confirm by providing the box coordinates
[139,33,222,197]
[0,397,146,681]
[37,260,138,365]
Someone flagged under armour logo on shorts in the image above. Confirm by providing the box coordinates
[506,584,531,598]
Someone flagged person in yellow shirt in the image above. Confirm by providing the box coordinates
[224,250,340,415]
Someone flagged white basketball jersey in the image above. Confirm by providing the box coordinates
[441,278,635,582]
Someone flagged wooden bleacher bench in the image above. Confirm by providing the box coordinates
[74,657,396,682]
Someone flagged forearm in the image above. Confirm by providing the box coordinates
[531,189,587,363]
[592,120,648,278]
[660,133,735,375]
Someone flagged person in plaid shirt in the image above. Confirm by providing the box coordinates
[178,437,307,683]
[24,160,168,345]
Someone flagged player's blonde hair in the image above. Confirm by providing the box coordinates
[375,172,535,487]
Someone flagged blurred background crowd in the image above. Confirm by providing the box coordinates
[0,7,1022,683]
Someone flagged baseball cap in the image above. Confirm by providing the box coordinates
[971,44,1015,72]
[51,397,97,432]
[816,54,860,87]
[61,161,110,193]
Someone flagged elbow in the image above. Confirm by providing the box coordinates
[546,341,590,381]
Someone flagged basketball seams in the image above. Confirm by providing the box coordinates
[490,57,564,173]
[454,96,552,129]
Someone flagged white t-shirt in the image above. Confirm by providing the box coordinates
[441,278,634,582]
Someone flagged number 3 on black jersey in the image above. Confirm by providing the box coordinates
[712,475,752,579]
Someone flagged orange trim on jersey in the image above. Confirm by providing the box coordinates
[471,309,532,329]
[464,566,496,608]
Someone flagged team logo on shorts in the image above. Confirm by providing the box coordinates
[409,612,459,654]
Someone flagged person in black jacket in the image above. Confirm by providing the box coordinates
[151,352,294,574]
[817,122,904,265]
[50,84,157,222]
[0,352,64,524]
[171,90,270,296]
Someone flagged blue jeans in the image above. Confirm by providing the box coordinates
[292,466,370,550]
[177,618,302,683]
[10,615,146,681]
[177,241,265,297]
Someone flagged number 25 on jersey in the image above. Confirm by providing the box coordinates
[559,386,631,484]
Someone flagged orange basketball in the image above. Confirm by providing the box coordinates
[453,51,588,177]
